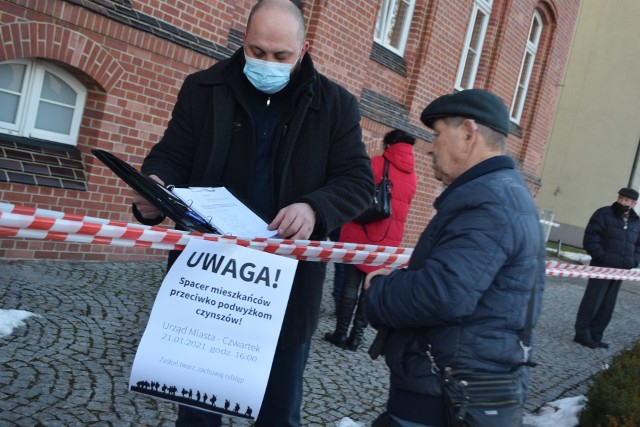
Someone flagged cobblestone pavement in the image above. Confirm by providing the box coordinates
[1,260,640,426]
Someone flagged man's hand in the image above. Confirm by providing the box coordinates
[364,268,392,290]
[269,203,316,240]
[132,174,164,219]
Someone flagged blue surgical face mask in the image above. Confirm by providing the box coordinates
[243,53,300,94]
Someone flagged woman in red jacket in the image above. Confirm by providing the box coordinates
[324,129,418,350]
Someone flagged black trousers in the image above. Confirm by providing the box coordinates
[574,278,622,342]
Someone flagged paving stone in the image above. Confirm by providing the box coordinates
[1,260,640,425]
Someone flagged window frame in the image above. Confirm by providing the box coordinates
[374,0,417,56]
[0,59,87,146]
[0,59,32,133]
[510,11,543,124]
[454,0,493,91]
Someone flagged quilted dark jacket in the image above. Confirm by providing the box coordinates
[366,156,546,403]
[583,204,640,269]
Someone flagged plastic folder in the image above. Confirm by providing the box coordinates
[92,149,218,233]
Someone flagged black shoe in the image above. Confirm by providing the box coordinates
[596,341,609,349]
[345,335,362,351]
[323,332,347,349]
[573,336,598,349]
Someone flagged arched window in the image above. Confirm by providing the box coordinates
[0,59,87,145]
[374,0,416,56]
[455,0,493,90]
[511,11,543,123]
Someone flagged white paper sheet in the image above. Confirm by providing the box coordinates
[129,239,298,420]
[171,187,276,238]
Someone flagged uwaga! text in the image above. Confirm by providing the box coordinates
[186,251,282,288]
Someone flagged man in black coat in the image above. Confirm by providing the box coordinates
[132,0,373,425]
[574,187,640,349]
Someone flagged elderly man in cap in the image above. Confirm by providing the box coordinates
[364,89,546,427]
[574,187,640,349]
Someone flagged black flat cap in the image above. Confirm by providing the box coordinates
[618,187,639,201]
[420,89,510,136]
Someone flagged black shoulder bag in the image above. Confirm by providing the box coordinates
[354,157,392,225]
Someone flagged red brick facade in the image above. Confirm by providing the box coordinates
[0,0,579,261]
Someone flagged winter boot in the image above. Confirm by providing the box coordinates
[323,294,353,349]
[323,331,347,348]
[346,290,368,351]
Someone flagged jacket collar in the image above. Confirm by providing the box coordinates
[610,202,640,220]
[434,155,515,209]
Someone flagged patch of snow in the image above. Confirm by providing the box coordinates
[0,309,40,338]
[523,396,586,427]
[336,417,363,427]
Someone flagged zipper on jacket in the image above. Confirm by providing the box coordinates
[266,96,271,107]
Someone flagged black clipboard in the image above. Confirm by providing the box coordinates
[92,149,219,234]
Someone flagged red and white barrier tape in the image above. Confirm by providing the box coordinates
[0,202,412,255]
[544,261,640,281]
[544,267,639,281]
[2,202,640,280]
[0,203,411,268]
[545,260,640,276]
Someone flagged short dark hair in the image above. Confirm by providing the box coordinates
[383,129,416,146]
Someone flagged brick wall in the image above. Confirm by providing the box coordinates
[0,0,579,261]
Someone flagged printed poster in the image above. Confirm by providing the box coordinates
[129,239,298,421]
